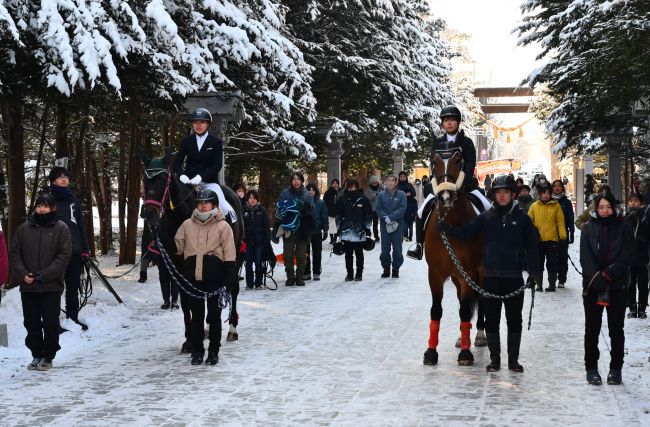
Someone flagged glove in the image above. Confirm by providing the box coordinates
[81,252,90,262]
[322,231,328,241]
[385,217,392,224]
[189,175,202,185]
[365,229,371,237]
[179,174,190,184]
[568,232,574,244]
[590,273,609,293]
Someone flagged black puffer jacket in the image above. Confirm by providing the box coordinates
[580,215,634,291]
[623,207,650,265]
[10,213,72,292]
[243,204,270,247]
[335,189,373,242]
[323,187,340,218]
[447,201,540,278]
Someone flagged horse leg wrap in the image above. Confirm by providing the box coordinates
[460,321,472,350]
[428,320,440,349]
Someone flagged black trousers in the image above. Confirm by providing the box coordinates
[344,241,364,273]
[304,233,323,275]
[21,291,62,359]
[371,212,379,240]
[157,262,178,304]
[583,289,626,371]
[483,277,525,334]
[539,241,559,286]
[188,289,222,354]
[557,240,569,284]
[628,264,649,307]
[64,256,82,320]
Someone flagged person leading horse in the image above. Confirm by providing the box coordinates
[408,105,491,260]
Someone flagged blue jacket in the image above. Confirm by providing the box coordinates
[243,204,270,247]
[448,202,540,279]
[311,197,329,235]
[554,194,575,237]
[376,189,407,223]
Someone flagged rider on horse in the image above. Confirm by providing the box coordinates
[407,105,491,260]
[173,108,237,223]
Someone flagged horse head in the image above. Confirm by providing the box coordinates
[142,155,172,226]
[432,148,465,208]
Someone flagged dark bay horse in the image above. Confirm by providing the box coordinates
[142,152,244,350]
[423,148,484,366]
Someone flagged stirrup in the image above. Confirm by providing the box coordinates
[406,243,423,260]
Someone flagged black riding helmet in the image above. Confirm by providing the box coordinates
[191,108,212,123]
[491,174,517,192]
[439,105,462,122]
[196,188,218,205]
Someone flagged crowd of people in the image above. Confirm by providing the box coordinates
[0,105,648,383]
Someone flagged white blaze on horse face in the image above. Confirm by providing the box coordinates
[443,159,449,182]
[441,190,452,206]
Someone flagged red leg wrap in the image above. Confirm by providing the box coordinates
[428,320,440,349]
[460,321,472,350]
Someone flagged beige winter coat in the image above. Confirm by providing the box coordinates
[175,209,236,281]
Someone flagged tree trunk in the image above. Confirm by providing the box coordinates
[259,164,275,211]
[28,104,50,212]
[0,161,8,233]
[3,100,26,244]
[55,105,69,163]
[121,127,142,264]
[92,138,113,255]
[80,111,95,255]
[118,121,128,264]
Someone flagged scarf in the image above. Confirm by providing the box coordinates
[51,185,74,201]
[32,212,58,226]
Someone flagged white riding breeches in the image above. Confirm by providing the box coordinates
[202,182,238,223]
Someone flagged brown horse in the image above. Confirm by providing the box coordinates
[423,148,484,366]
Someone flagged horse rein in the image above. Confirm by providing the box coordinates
[143,168,172,216]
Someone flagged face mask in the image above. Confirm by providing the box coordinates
[195,208,217,222]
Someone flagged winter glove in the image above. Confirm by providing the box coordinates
[365,228,371,237]
[589,273,610,294]
[189,175,202,185]
[597,289,610,307]
[321,231,328,241]
[568,231,574,244]
[179,174,190,184]
[385,217,392,224]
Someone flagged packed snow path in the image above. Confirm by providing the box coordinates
[1,239,649,426]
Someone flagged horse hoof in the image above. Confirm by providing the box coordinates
[180,340,192,354]
[227,332,239,342]
[474,331,488,348]
[423,348,438,365]
[457,349,474,366]
[454,337,461,348]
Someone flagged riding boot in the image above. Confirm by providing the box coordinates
[407,217,425,260]
[486,332,501,372]
[507,332,524,372]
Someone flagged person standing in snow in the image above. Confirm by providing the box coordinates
[48,167,90,327]
[243,190,270,289]
[364,175,382,242]
[175,189,237,366]
[336,178,373,281]
[10,194,72,371]
[528,184,566,292]
[173,108,237,223]
[623,192,649,319]
[375,175,407,278]
[304,183,328,281]
[580,193,633,385]
[324,179,341,244]
[439,175,539,373]
[397,171,417,242]
[551,179,575,288]
[272,172,314,286]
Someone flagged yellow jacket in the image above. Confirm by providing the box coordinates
[528,199,567,242]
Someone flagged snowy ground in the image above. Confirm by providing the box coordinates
[1,233,649,426]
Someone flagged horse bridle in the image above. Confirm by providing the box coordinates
[143,168,172,215]
[431,149,465,195]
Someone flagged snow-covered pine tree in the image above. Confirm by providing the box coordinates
[516,0,650,152]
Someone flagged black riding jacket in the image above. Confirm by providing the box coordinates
[447,201,540,278]
[173,133,223,183]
